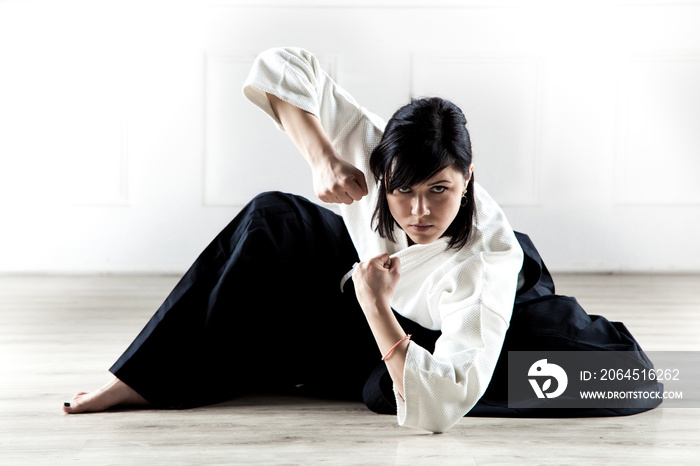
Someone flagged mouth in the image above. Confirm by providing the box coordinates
[409,224,433,233]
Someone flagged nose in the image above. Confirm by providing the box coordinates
[411,195,430,218]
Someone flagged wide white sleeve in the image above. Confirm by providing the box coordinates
[242,46,384,168]
[395,200,524,433]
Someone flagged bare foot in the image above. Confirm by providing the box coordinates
[63,376,149,414]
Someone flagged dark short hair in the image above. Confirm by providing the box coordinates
[369,97,476,250]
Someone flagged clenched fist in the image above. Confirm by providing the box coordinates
[312,155,368,205]
[353,253,401,311]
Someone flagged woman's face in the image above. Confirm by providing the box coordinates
[386,165,472,245]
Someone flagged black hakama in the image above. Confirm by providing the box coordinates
[110,191,661,417]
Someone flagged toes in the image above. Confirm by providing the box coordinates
[63,393,86,414]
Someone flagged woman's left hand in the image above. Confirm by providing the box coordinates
[353,254,408,399]
[353,253,401,312]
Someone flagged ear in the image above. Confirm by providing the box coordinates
[464,163,474,190]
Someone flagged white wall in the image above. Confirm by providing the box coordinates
[1,0,699,273]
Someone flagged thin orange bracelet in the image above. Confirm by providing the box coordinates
[381,334,412,361]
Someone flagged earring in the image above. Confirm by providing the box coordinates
[460,191,468,207]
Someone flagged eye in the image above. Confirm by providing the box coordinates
[396,187,412,194]
[431,186,447,193]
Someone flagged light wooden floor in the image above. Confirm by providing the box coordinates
[1,274,698,465]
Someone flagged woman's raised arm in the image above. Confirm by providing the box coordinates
[266,93,367,205]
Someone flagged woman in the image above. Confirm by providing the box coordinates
[63,47,659,433]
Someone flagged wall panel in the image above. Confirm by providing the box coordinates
[0,55,129,206]
[412,56,542,206]
[616,55,700,205]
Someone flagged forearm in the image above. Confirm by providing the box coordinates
[266,92,335,169]
[266,92,368,205]
[362,303,409,399]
